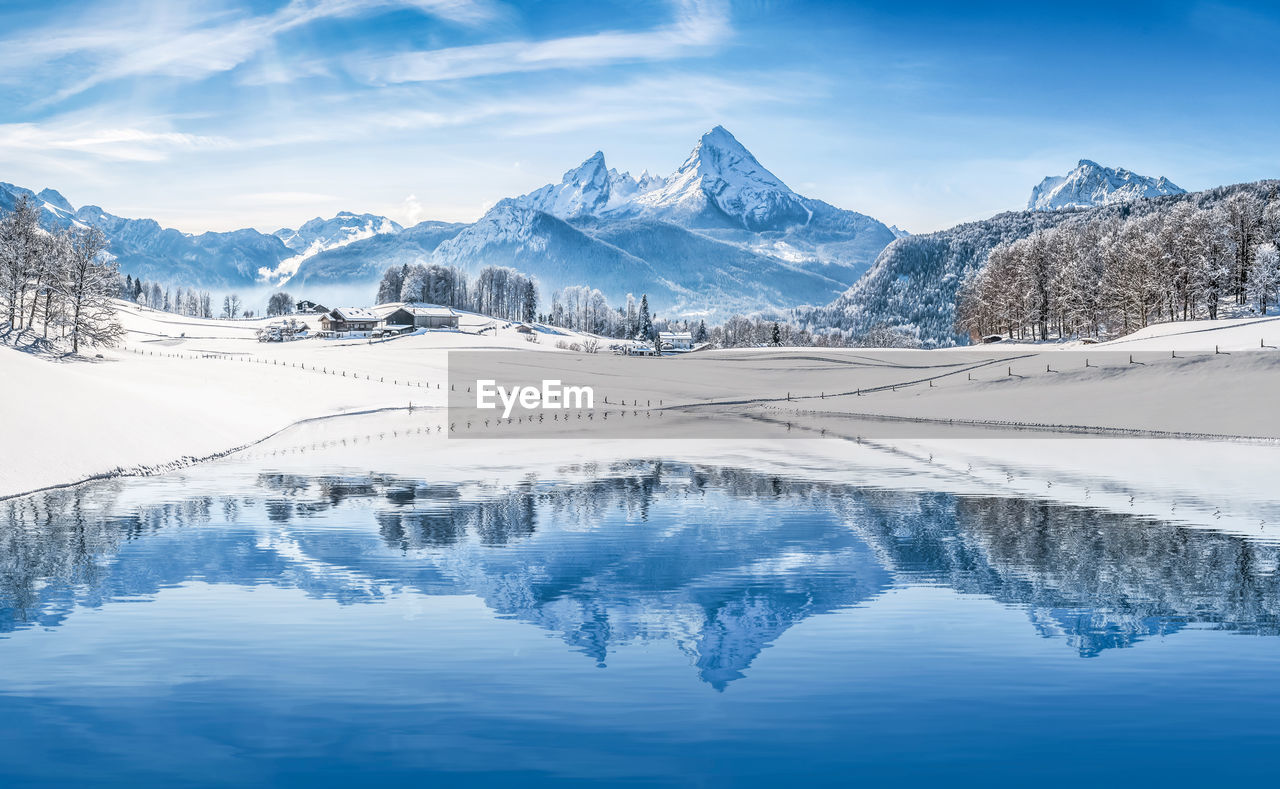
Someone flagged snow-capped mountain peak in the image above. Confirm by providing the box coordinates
[1028,159,1185,211]
[565,150,607,182]
[680,125,793,195]
[631,125,815,231]
[512,126,822,232]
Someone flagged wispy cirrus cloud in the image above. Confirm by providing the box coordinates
[353,0,730,83]
[230,69,804,149]
[1,0,506,106]
[0,120,230,162]
[0,65,798,174]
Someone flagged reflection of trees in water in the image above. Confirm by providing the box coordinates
[2,462,1278,683]
[837,490,1280,655]
[952,497,1280,653]
[0,484,214,631]
[373,480,535,548]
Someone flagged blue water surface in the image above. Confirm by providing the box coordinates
[0,457,1277,787]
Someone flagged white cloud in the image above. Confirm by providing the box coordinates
[0,121,230,162]
[397,193,426,225]
[1,0,505,105]
[354,0,730,83]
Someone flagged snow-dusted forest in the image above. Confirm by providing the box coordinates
[374,262,536,322]
[806,181,1280,346]
[123,275,219,318]
[0,195,123,352]
[956,191,1280,340]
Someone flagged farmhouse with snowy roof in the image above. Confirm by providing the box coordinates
[378,304,460,330]
[658,331,693,351]
[318,307,379,336]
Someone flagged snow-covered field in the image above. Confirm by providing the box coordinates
[0,302,597,499]
[3,303,1279,526]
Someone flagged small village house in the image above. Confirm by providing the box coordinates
[378,304,460,330]
[318,307,379,336]
[658,331,693,352]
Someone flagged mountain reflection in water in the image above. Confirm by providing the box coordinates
[2,461,1278,688]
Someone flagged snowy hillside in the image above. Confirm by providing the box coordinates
[1028,159,1185,211]
[429,200,683,305]
[805,180,1280,346]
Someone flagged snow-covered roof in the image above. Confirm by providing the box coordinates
[659,331,693,340]
[400,304,457,318]
[370,303,405,318]
[329,307,378,321]
[374,302,457,319]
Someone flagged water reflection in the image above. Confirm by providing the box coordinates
[2,463,1278,685]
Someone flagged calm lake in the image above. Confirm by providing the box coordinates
[1,421,1278,786]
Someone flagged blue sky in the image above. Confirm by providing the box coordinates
[1,0,1277,234]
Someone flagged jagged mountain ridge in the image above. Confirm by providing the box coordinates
[1028,159,1185,211]
[261,211,404,285]
[274,211,403,254]
[514,151,662,219]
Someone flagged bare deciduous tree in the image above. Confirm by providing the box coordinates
[62,225,124,353]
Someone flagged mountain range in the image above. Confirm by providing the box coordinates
[0,182,291,288]
[3,144,1194,324]
[1,127,897,318]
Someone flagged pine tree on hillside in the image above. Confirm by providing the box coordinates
[376,265,404,304]
[521,280,538,323]
[638,294,652,340]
